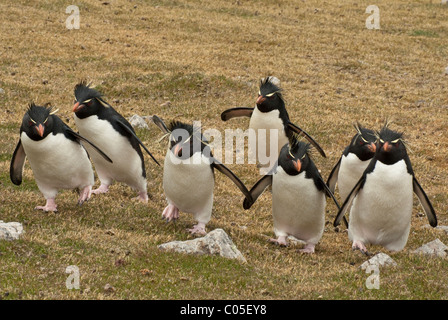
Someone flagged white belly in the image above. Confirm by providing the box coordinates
[21,132,94,198]
[338,153,371,201]
[348,160,413,251]
[272,167,326,244]
[249,107,288,163]
[74,115,146,191]
[163,151,215,223]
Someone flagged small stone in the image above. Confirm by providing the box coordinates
[160,101,172,108]
[445,66,448,75]
[413,239,448,258]
[0,88,4,94]
[128,114,149,129]
[42,79,48,85]
[359,253,397,270]
[0,221,24,241]
[158,228,246,262]
[103,284,115,293]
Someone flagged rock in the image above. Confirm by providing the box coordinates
[103,283,115,293]
[128,114,149,129]
[160,101,172,108]
[359,253,397,270]
[0,88,4,94]
[435,226,448,234]
[413,239,448,258]
[0,221,24,241]
[158,228,246,263]
[445,66,448,75]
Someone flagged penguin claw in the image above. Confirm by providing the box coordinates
[35,199,58,212]
[162,204,179,223]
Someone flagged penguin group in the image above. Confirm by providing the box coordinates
[10,77,438,255]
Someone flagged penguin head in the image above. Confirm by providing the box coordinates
[167,121,209,160]
[348,123,377,161]
[256,76,284,112]
[21,103,57,141]
[73,81,110,119]
[376,124,408,165]
[279,136,311,175]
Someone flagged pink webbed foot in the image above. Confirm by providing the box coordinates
[299,243,316,254]
[352,240,370,256]
[269,236,288,247]
[78,185,92,205]
[162,204,179,222]
[35,198,58,212]
[188,222,206,236]
[133,191,148,203]
[91,184,109,195]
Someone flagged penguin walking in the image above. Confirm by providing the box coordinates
[327,123,377,203]
[334,124,437,253]
[10,103,112,212]
[72,81,159,202]
[152,115,252,235]
[243,136,341,253]
[221,77,326,171]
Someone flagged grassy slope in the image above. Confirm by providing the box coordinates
[0,0,447,299]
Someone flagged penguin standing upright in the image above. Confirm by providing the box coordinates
[334,123,437,253]
[152,115,252,235]
[327,123,377,202]
[221,77,326,171]
[243,136,340,253]
[10,103,112,211]
[72,81,159,202]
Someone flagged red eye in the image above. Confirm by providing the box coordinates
[87,101,93,106]
[28,121,33,126]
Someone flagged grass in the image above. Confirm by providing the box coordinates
[0,0,448,300]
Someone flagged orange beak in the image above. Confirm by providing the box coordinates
[383,141,391,152]
[256,95,266,105]
[367,142,376,153]
[292,160,301,172]
[73,102,82,112]
[35,124,44,137]
[174,143,182,157]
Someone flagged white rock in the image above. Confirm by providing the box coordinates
[413,239,448,258]
[0,221,24,240]
[445,66,448,75]
[128,114,149,129]
[158,228,246,263]
[359,253,397,270]
[0,88,4,94]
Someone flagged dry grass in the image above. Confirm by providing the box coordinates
[0,0,447,300]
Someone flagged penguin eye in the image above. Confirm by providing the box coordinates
[29,118,36,126]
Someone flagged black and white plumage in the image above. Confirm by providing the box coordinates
[243,136,340,253]
[152,115,252,235]
[10,103,112,212]
[72,81,159,202]
[327,123,377,203]
[221,77,326,171]
[333,124,437,254]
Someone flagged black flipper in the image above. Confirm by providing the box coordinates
[10,140,26,185]
[326,156,342,194]
[333,176,364,227]
[413,177,437,227]
[243,174,273,210]
[221,107,254,121]
[65,129,113,164]
[211,159,253,204]
[152,115,170,134]
[318,175,348,228]
[286,122,326,158]
[115,119,160,166]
